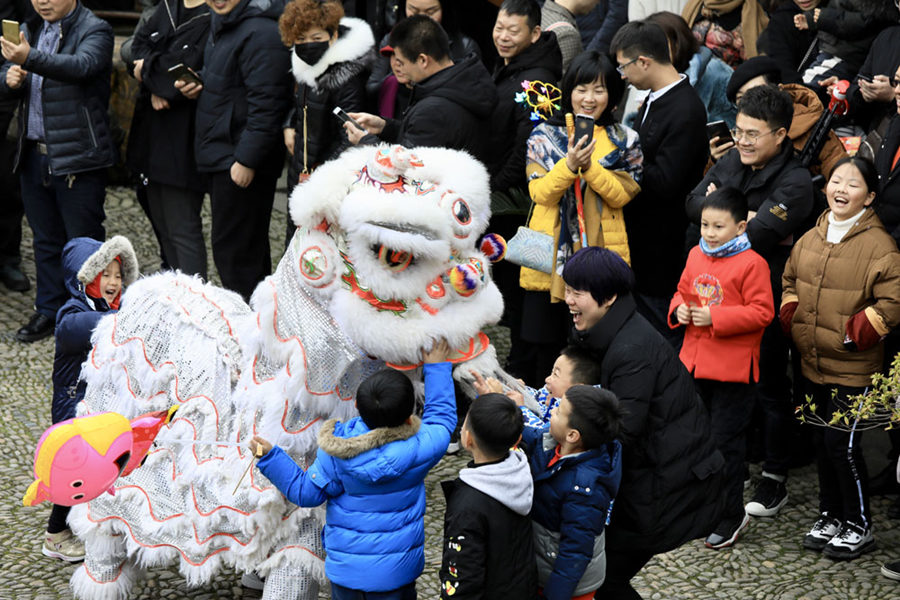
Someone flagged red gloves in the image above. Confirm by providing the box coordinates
[780,301,798,338]
[844,310,883,352]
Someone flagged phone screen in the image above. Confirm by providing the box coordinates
[2,20,19,44]
[333,106,365,131]
[574,114,594,144]
[706,120,732,144]
[167,64,202,86]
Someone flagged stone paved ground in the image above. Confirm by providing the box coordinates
[2,187,900,600]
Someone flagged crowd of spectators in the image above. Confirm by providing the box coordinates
[3,0,900,598]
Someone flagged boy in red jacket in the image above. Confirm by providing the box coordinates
[669,187,774,549]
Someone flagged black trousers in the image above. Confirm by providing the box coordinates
[208,170,276,302]
[0,104,22,267]
[757,319,795,476]
[593,548,654,600]
[807,381,871,526]
[696,379,755,520]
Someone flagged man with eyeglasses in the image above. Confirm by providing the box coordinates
[711,56,847,180]
[608,20,707,348]
[687,84,815,527]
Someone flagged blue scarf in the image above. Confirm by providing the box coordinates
[700,232,751,258]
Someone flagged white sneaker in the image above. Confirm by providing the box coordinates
[823,521,875,560]
[802,512,841,551]
[241,571,265,590]
[446,441,460,455]
[42,529,85,562]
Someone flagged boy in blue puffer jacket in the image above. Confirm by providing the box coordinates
[43,235,139,562]
[251,339,456,599]
[521,385,624,600]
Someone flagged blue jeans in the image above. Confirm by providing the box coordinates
[330,582,417,600]
[20,145,106,318]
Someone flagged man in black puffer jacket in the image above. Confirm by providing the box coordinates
[345,14,496,165]
[178,0,291,302]
[0,0,115,344]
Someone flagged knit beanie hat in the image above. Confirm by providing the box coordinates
[726,56,782,104]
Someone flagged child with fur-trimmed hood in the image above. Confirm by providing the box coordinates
[251,340,456,598]
[43,235,138,563]
[52,236,139,424]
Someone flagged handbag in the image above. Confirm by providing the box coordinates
[505,202,555,274]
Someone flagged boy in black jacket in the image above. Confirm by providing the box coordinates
[439,394,537,599]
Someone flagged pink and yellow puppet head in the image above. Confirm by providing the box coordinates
[24,412,133,507]
[23,407,177,507]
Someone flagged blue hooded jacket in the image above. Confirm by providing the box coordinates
[51,236,138,423]
[257,362,456,592]
[521,424,622,600]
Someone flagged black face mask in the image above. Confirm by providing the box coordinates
[294,41,330,65]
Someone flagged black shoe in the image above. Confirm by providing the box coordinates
[0,263,29,292]
[705,513,750,549]
[16,312,54,343]
[745,473,788,517]
[883,560,900,581]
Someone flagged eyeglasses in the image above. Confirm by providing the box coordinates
[616,57,639,76]
[730,127,777,143]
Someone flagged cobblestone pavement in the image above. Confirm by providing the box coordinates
[2,187,900,600]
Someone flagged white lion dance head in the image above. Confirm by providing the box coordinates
[66,145,507,600]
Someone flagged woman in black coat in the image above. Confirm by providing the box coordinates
[128,0,211,278]
[561,247,726,600]
[279,0,375,245]
[178,0,292,302]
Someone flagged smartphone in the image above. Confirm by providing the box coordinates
[167,63,202,86]
[574,113,595,144]
[706,120,732,144]
[856,73,873,83]
[333,106,365,131]
[2,20,19,44]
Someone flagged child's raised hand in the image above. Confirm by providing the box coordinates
[423,338,452,364]
[676,303,692,326]
[690,305,712,327]
[505,388,525,406]
[469,370,504,395]
[470,370,491,395]
[249,436,272,457]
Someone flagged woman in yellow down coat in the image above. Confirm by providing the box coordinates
[518,50,644,377]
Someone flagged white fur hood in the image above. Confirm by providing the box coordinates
[291,16,375,89]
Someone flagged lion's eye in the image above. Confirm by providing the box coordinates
[452,199,471,225]
[376,245,413,272]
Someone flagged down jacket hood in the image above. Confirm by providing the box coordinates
[291,17,376,89]
[62,236,138,308]
[458,450,533,515]
[317,416,422,484]
[211,0,282,35]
